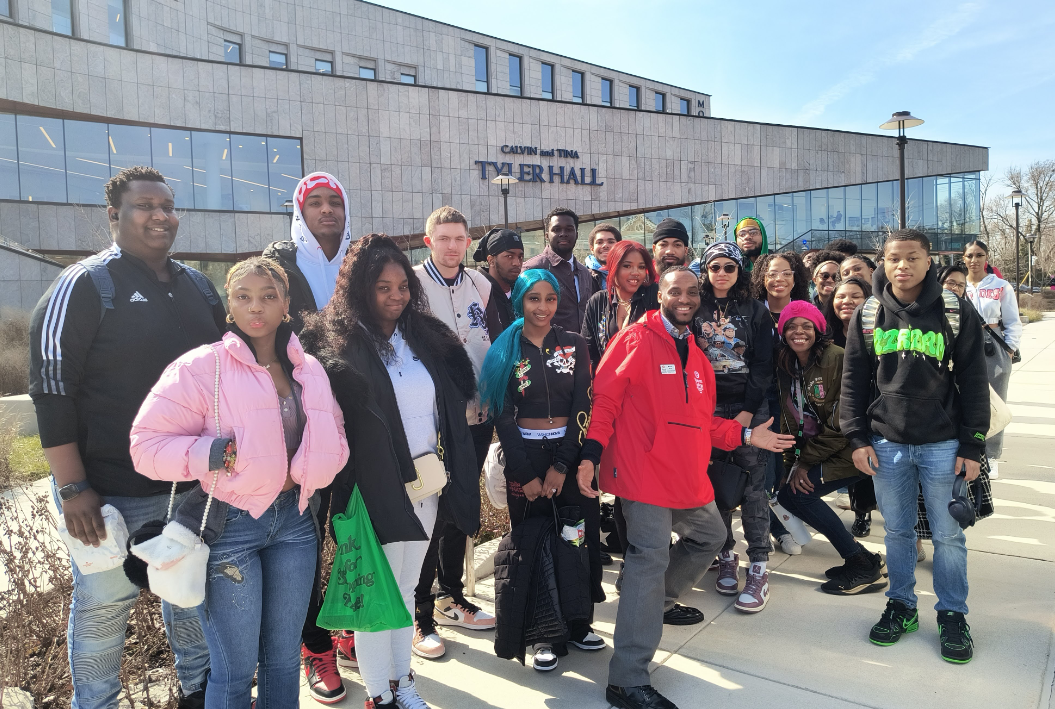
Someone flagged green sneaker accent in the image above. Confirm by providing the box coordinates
[938,612,973,663]
[869,600,919,646]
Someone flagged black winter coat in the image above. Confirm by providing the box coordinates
[580,283,659,372]
[303,312,481,544]
[261,240,318,333]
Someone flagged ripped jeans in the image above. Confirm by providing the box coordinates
[198,487,318,709]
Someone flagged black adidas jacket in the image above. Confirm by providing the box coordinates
[29,246,227,497]
[840,263,990,461]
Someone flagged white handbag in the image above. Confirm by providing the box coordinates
[483,441,508,509]
[988,384,1013,436]
[132,345,221,608]
[406,452,447,504]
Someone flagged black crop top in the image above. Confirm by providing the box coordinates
[495,326,592,485]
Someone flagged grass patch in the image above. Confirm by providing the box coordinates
[9,435,49,484]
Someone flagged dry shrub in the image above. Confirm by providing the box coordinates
[0,424,178,708]
[0,311,31,397]
[475,476,510,544]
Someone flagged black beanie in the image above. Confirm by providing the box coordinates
[652,218,689,246]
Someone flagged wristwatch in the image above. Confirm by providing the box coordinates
[743,427,753,447]
[552,462,569,476]
[58,479,92,501]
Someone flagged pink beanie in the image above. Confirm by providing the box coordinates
[777,300,826,336]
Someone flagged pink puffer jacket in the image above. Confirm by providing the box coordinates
[130,331,349,518]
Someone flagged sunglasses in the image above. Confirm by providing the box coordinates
[816,272,841,282]
[708,263,738,274]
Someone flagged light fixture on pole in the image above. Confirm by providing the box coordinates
[1010,188,1024,295]
[879,111,924,229]
[718,212,731,242]
[491,174,518,229]
[282,199,294,226]
[1024,228,1038,292]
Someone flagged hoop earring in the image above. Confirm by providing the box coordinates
[282,314,291,323]
[226,314,235,323]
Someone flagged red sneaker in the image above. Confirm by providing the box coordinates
[301,641,346,705]
[336,630,358,669]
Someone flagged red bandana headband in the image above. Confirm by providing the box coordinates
[295,174,343,210]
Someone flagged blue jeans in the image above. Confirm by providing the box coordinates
[870,438,969,614]
[50,479,210,709]
[199,487,318,709]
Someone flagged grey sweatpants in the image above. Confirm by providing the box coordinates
[609,499,726,688]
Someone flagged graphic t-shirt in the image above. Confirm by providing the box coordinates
[694,297,751,378]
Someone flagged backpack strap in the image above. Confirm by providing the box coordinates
[80,256,116,324]
[860,296,881,356]
[176,262,221,306]
[941,289,960,340]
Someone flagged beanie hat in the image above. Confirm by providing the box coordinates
[652,218,689,246]
[702,241,744,268]
[473,228,524,261]
[777,300,827,338]
[734,217,769,270]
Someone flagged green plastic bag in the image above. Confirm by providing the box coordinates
[316,485,413,632]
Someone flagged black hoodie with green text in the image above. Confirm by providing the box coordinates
[840,262,990,461]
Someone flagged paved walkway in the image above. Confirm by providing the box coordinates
[304,315,1055,709]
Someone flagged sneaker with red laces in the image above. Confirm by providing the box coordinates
[336,630,358,669]
[302,641,346,705]
[715,552,740,596]
[734,563,770,613]
[434,596,496,630]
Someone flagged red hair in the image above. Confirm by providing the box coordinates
[606,241,657,297]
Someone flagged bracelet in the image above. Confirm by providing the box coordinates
[743,427,753,447]
[222,439,237,474]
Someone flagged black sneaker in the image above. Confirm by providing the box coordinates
[600,550,614,566]
[869,599,919,646]
[177,684,206,709]
[606,684,678,709]
[937,611,973,663]
[662,603,704,626]
[851,512,871,538]
[826,552,886,580]
[821,552,887,595]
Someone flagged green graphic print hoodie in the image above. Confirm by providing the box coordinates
[840,262,990,462]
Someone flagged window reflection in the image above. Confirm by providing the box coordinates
[52,0,73,35]
[64,120,110,204]
[108,0,126,46]
[151,128,194,209]
[108,124,151,176]
[0,114,19,200]
[267,138,302,212]
[0,0,10,18]
[17,115,66,202]
[541,63,553,99]
[231,136,270,211]
[192,132,233,210]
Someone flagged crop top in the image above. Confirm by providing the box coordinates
[495,326,592,485]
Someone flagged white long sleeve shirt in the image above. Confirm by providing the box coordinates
[964,273,1022,349]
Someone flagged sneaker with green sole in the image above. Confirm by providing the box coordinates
[937,611,973,663]
[869,599,919,646]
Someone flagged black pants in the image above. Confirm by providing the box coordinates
[412,422,494,618]
[505,437,603,636]
[301,484,336,654]
[777,467,867,559]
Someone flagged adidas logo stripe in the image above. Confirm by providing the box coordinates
[129,291,148,303]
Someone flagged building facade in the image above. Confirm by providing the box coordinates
[0,0,986,310]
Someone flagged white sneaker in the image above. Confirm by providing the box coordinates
[775,533,802,555]
[989,459,1000,479]
[411,622,445,659]
[392,673,430,709]
[434,596,495,630]
[835,493,851,510]
[532,644,558,671]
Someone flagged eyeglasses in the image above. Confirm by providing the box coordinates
[765,269,794,279]
[816,272,841,282]
[943,280,966,292]
[708,263,738,274]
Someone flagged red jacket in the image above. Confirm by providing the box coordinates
[585,310,743,509]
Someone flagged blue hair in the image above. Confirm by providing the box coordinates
[478,269,561,420]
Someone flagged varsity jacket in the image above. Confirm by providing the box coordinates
[29,245,227,497]
[415,258,502,425]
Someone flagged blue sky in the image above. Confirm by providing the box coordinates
[375,0,1055,184]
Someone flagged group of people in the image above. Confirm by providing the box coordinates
[29,165,1014,709]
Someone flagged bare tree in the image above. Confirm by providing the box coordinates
[1005,159,1055,256]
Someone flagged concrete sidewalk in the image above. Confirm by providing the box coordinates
[306,315,1055,709]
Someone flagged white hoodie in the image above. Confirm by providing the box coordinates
[964,272,1022,349]
[291,172,352,309]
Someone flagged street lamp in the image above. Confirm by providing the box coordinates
[879,111,925,229]
[1010,188,1024,295]
[718,212,731,242]
[491,174,518,229]
[282,199,294,227]
[1024,228,1038,292]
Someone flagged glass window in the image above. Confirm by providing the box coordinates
[508,55,521,96]
[811,190,827,229]
[231,135,270,211]
[827,186,844,231]
[964,175,980,235]
[845,184,861,231]
[793,191,810,239]
[400,73,415,84]
[0,0,10,18]
[107,0,126,46]
[679,98,689,115]
[107,124,151,176]
[267,137,302,212]
[192,131,233,210]
[0,114,19,200]
[358,66,374,79]
[925,176,939,230]
[629,86,639,109]
[52,0,73,35]
[571,71,583,103]
[655,92,665,111]
[952,176,966,234]
[861,182,877,231]
[877,181,895,229]
[473,46,488,92]
[774,194,793,247]
[17,115,66,202]
[906,178,923,227]
[64,120,109,204]
[151,128,194,209]
[601,79,612,106]
[269,51,287,68]
[316,59,333,74]
[541,63,553,99]
[223,40,240,63]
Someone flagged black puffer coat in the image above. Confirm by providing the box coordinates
[303,311,480,544]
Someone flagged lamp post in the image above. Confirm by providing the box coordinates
[491,174,518,229]
[879,111,925,229]
[1024,229,1038,292]
[718,212,731,242]
[1010,188,1024,296]
[281,199,294,227]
